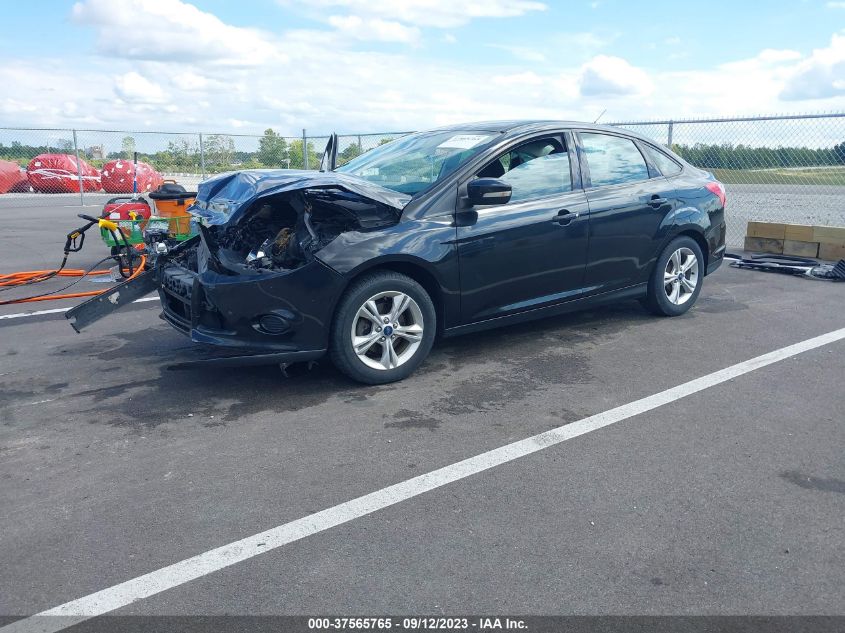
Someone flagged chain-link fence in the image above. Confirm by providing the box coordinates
[1,114,843,247]
[610,113,845,246]
[0,128,410,206]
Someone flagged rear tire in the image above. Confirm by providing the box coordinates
[644,236,704,317]
[330,271,436,384]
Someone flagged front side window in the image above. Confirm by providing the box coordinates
[476,137,571,203]
[581,132,649,187]
[642,144,683,176]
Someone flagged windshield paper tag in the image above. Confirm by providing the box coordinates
[437,134,489,150]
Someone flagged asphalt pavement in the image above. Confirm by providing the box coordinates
[0,201,843,624]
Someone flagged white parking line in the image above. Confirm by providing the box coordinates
[4,326,845,633]
[0,296,157,321]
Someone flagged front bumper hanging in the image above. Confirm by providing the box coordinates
[66,238,342,367]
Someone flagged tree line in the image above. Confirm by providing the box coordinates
[0,132,324,174]
[671,142,845,170]
[0,129,394,173]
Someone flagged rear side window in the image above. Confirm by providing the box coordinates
[642,144,682,176]
[580,133,649,187]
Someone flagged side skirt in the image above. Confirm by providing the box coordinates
[442,283,647,339]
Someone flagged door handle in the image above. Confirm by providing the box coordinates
[552,210,579,226]
[648,196,668,208]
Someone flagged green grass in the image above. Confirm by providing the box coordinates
[712,166,845,186]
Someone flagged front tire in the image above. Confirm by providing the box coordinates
[644,236,704,317]
[330,271,436,384]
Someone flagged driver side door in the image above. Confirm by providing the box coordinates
[456,133,590,324]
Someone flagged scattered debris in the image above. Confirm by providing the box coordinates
[725,252,845,281]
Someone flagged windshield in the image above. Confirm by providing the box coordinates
[336,130,497,196]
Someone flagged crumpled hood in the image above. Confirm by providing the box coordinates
[189,169,412,226]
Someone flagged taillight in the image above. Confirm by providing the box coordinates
[705,181,726,208]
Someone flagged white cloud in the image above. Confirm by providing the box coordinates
[652,45,829,118]
[493,72,545,86]
[488,45,547,62]
[71,0,284,66]
[279,0,547,28]
[757,48,803,62]
[579,55,653,97]
[1,2,844,137]
[557,31,617,57]
[327,15,421,44]
[826,1,845,7]
[114,71,167,103]
[0,60,114,127]
[170,71,226,92]
[781,32,845,100]
[719,48,804,74]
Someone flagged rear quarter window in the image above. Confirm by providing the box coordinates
[642,144,683,176]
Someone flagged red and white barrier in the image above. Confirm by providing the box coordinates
[26,154,101,193]
[101,159,163,193]
[0,159,30,193]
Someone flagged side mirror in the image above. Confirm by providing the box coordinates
[467,178,512,206]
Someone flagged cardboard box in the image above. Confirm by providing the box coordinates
[819,242,845,261]
[813,225,845,244]
[782,240,819,258]
[744,236,783,254]
[784,224,815,242]
[746,222,787,240]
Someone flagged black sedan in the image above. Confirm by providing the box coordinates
[69,121,726,384]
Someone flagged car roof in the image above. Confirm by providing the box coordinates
[428,120,659,144]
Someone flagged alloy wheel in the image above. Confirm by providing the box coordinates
[351,291,424,370]
[664,247,699,305]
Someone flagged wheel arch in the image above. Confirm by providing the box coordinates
[673,228,710,273]
[339,257,448,336]
[659,227,709,274]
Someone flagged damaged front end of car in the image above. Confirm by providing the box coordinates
[67,170,410,365]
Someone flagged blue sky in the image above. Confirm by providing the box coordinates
[1,0,843,134]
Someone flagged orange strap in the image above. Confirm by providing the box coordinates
[0,269,110,287]
[0,257,147,304]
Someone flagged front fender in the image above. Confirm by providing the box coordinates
[315,215,461,328]
[316,216,456,274]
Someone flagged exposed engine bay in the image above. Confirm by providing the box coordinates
[201,188,400,274]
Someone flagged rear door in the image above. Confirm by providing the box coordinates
[456,133,590,324]
[576,131,678,293]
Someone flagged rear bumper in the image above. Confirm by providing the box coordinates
[157,253,346,359]
[707,244,726,275]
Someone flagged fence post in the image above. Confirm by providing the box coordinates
[667,121,674,148]
[302,129,308,170]
[199,133,206,180]
[72,129,84,206]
